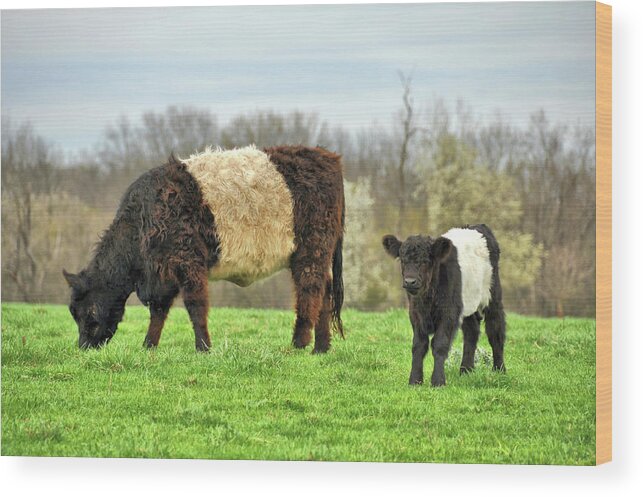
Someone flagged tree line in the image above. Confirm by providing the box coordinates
[1,93,595,317]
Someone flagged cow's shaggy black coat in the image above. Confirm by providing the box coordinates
[64,146,344,353]
[382,224,506,387]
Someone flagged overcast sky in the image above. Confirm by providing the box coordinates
[1,2,595,153]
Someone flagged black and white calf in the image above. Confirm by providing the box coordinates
[382,224,506,387]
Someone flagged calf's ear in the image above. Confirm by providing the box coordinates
[382,235,402,258]
[433,237,453,263]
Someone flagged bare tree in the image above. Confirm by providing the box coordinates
[507,111,596,315]
[2,122,61,301]
[220,110,326,149]
[394,72,419,235]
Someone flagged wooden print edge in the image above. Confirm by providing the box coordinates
[596,0,612,465]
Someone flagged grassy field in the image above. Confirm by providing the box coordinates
[1,303,596,464]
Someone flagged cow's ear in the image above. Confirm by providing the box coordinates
[382,235,402,258]
[433,237,453,263]
[63,269,87,293]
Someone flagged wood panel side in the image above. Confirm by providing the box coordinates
[595,1,612,466]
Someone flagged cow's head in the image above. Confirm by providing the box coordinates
[63,269,126,349]
[382,234,453,296]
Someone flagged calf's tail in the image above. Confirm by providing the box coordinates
[330,201,345,338]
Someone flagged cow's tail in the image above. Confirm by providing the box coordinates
[330,200,345,338]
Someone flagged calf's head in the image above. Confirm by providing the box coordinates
[382,234,453,296]
[63,269,126,349]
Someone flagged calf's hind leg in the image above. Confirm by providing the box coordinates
[460,313,481,374]
[484,300,506,372]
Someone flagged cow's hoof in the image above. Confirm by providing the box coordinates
[292,337,311,349]
[459,366,474,375]
[409,377,423,386]
[312,342,330,354]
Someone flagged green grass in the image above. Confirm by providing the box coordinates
[1,303,596,464]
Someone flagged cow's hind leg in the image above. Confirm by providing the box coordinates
[484,300,506,372]
[291,257,328,351]
[313,277,333,354]
[182,272,212,352]
[460,313,481,374]
[291,281,323,350]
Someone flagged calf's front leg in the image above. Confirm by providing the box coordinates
[430,323,457,387]
[409,318,430,385]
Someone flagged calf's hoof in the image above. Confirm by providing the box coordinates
[430,375,446,387]
[459,366,474,375]
[493,363,506,373]
[195,340,211,353]
[143,340,157,350]
[408,375,423,386]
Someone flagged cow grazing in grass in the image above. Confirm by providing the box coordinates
[382,224,505,387]
[63,145,345,353]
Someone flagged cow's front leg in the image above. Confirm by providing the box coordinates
[409,318,430,385]
[143,290,178,349]
[182,276,211,352]
[143,303,171,349]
